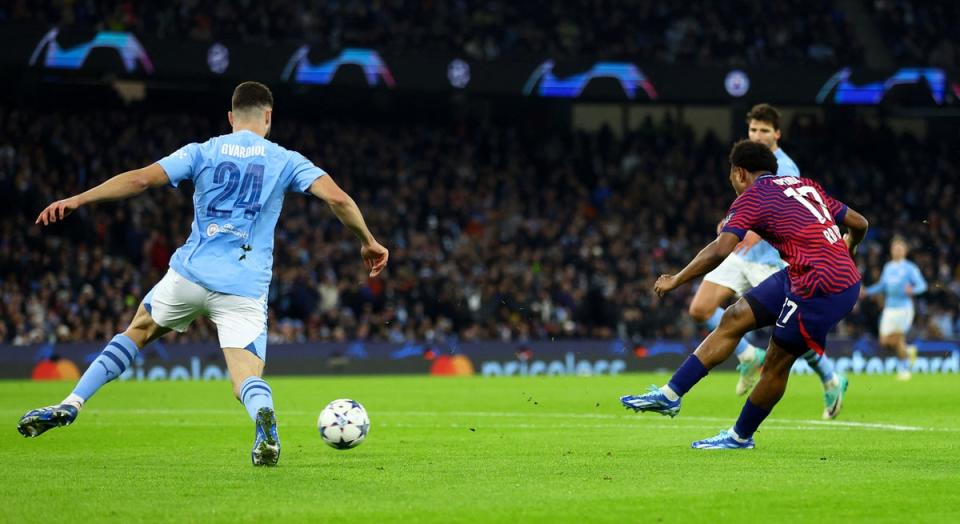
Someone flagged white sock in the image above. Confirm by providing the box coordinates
[659,385,680,401]
[61,393,85,409]
[737,344,757,364]
[729,427,749,443]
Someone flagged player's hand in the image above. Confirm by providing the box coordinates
[843,233,858,258]
[904,283,913,296]
[361,240,389,278]
[734,230,762,255]
[654,274,679,297]
[35,197,81,226]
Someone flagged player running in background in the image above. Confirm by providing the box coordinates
[621,140,868,449]
[689,104,846,419]
[861,237,928,380]
[17,81,389,466]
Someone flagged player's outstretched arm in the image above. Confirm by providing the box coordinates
[862,264,886,298]
[308,175,389,277]
[35,163,171,225]
[841,206,869,258]
[654,232,739,297]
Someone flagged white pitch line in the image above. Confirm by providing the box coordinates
[0,407,960,432]
[376,422,855,433]
[391,410,957,433]
[29,417,857,433]
[2,407,954,433]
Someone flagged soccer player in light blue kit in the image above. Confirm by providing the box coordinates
[688,104,847,419]
[17,82,389,466]
[861,236,927,380]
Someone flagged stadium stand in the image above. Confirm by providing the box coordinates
[869,0,960,69]
[1,104,957,345]
[2,0,864,64]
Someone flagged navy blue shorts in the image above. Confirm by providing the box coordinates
[744,269,860,357]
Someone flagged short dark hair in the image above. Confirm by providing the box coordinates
[746,103,781,130]
[232,81,273,112]
[729,139,778,174]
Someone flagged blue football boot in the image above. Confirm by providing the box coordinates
[691,429,755,449]
[17,404,79,437]
[620,385,681,417]
[251,407,280,466]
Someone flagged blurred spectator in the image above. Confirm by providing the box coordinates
[871,0,960,69]
[0,104,957,345]
[1,0,863,65]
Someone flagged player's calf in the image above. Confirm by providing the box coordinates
[735,346,766,396]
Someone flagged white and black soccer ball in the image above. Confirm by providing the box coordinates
[318,399,370,450]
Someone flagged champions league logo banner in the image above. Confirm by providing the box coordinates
[817,67,947,105]
[6,26,960,105]
[282,47,396,88]
[29,28,154,73]
[5,339,958,380]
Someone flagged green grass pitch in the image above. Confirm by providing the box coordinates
[1,373,958,523]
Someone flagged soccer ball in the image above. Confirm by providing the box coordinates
[318,399,370,450]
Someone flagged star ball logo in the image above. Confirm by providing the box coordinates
[206,223,220,237]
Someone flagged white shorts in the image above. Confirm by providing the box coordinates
[143,269,268,360]
[703,253,783,297]
[879,306,914,337]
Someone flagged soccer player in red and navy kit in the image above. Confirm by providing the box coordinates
[620,140,869,449]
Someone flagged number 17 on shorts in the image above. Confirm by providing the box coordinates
[777,298,798,328]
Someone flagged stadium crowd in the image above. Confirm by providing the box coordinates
[1,103,958,346]
[3,0,864,65]
[870,0,960,69]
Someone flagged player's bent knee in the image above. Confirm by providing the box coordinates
[688,302,714,323]
[718,300,755,334]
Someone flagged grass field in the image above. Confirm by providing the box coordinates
[1,373,958,523]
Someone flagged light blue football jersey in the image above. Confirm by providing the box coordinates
[157,130,326,298]
[864,259,928,309]
[738,147,798,267]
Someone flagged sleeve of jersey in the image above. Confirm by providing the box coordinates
[910,263,928,295]
[864,281,883,296]
[864,264,890,296]
[719,191,762,241]
[287,151,328,193]
[156,143,201,188]
[864,266,887,296]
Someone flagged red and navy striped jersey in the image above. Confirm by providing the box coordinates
[721,175,860,298]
